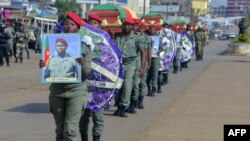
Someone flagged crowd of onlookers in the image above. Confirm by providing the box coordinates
[0,19,42,67]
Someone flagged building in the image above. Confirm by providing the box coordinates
[227,0,250,17]
[150,0,192,19]
[192,0,209,21]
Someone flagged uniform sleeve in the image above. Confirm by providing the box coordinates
[159,37,163,50]
[137,35,147,49]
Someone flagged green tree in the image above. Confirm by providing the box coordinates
[55,0,82,18]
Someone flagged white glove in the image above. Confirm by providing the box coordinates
[82,35,94,51]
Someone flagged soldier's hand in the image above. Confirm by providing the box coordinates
[76,58,85,65]
[138,68,144,77]
[39,59,45,68]
[146,65,151,73]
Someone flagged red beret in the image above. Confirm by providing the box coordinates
[56,38,68,46]
[88,14,102,23]
[140,22,148,29]
[123,18,135,24]
[133,18,141,25]
[66,11,84,26]
[152,23,162,31]
[5,22,10,25]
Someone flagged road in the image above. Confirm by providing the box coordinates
[0,26,248,141]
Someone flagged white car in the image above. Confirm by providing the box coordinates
[227,33,236,39]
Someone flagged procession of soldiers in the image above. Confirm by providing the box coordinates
[0,10,208,141]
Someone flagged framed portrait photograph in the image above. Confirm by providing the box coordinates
[40,33,82,83]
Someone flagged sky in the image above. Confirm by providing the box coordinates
[210,0,227,7]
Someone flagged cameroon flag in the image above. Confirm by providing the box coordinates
[44,36,50,65]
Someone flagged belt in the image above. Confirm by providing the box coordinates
[122,57,136,63]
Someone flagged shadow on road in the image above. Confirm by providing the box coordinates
[6,103,50,113]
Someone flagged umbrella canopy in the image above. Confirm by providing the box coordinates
[170,18,186,24]
[92,3,126,19]
[121,6,137,19]
[141,12,163,25]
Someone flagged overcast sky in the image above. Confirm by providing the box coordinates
[210,0,227,7]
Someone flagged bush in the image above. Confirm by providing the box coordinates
[238,33,250,42]
[237,33,250,42]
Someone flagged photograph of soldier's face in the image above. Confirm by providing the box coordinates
[56,42,67,54]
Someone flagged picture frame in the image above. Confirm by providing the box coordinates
[40,33,82,83]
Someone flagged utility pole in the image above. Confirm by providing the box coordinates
[143,0,146,15]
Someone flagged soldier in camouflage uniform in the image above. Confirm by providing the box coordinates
[194,27,203,60]
[79,14,104,141]
[40,11,92,141]
[15,24,27,63]
[114,18,146,117]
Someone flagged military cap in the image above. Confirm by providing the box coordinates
[88,14,102,23]
[140,22,148,29]
[133,18,141,25]
[56,38,68,46]
[123,18,135,24]
[66,11,84,26]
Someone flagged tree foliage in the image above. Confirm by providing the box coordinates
[55,0,81,16]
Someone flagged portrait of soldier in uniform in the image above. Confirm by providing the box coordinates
[41,34,81,83]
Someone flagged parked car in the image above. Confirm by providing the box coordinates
[227,33,236,39]
[218,34,229,40]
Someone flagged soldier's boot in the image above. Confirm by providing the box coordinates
[93,135,100,141]
[147,86,152,96]
[157,85,162,94]
[185,62,188,68]
[180,63,183,71]
[81,134,88,141]
[104,103,110,110]
[15,57,18,63]
[20,57,23,63]
[151,87,157,97]
[126,100,137,114]
[113,107,121,116]
[27,53,30,60]
[119,106,128,117]
[138,96,144,109]
[196,55,201,61]
[173,66,178,74]
[134,100,138,109]
[162,72,168,85]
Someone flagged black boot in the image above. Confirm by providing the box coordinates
[81,134,88,141]
[113,107,121,116]
[93,135,100,141]
[173,66,178,74]
[104,103,110,110]
[126,100,137,114]
[147,86,152,96]
[157,85,162,94]
[180,63,183,71]
[151,87,157,97]
[15,58,18,63]
[27,54,30,59]
[20,57,23,63]
[119,106,128,117]
[162,73,168,85]
[138,96,144,109]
